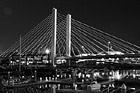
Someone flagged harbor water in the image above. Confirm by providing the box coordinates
[1,68,140,93]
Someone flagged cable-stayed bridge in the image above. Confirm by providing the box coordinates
[1,8,140,63]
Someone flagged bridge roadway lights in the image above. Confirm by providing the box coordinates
[68,53,140,60]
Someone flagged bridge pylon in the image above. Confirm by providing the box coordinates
[66,14,71,57]
[51,8,57,67]
[66,14,72,66]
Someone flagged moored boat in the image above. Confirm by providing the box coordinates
[2,76,32,87]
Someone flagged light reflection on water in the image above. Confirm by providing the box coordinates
[118,69,140,89]
[117,69,140,78]
[96,69,140,80]
[1,69,140,92]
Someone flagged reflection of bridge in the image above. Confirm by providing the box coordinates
[1,8,140,65]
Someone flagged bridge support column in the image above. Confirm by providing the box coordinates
[66,14,71,66]
[66,14,71,57]
[51,8,57,67]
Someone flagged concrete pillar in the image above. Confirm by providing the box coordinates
[45,77,48,81]
[66,14,71,66]
[72,69,76,89]
[52,84,57,93]
[66,14,71,57]
[74,84,77,90]
[8,71,10,85]
[58,84,60,90]
[51,8,57,67]
[40,77,42,82]
[34,70,37,82]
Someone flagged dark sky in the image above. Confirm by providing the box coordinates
[0,0,140,53]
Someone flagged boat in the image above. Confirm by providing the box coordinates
[87,80,115,92]
[87,81,101,92]
[2,76,32,87]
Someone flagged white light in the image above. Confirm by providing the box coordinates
[45,49,50,54]
[27,62,29,65]
[86,74,90,78]
[10,61,13,63]
[101,72,105,75]
[130,88,135,90]
[57,75,60,77]
[96,62,99,64]
[133,74,136,78]
[115,74,121,80]
[78,73,82,78]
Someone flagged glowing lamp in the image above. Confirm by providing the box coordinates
[45,49,50,54]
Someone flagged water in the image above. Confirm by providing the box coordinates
[114,69,140,89]
[1,69,140,93]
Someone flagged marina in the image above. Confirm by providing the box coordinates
[0,4,140,93]
[1,67,140,93]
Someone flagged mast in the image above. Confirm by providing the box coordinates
[19,35,21,72]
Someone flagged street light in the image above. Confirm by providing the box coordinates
[45,49,50,63]
[81,46,86,54]
[45,49,50,54]
[108,41,111,54]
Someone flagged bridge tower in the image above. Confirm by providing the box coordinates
[66,14,71,66]
[51,8,72,66]
[66,14,71,57]
[51,8,57,67]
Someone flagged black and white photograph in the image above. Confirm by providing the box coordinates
[0,0,140,93]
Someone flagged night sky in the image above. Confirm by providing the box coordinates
[0,0,140,53]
